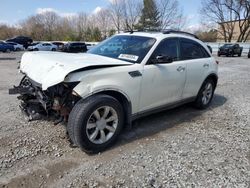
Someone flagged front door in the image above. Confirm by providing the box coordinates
[139,38,187,112]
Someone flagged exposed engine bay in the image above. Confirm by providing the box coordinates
[9,76,81,124]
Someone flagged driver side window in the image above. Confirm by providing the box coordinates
[150,38,178,63]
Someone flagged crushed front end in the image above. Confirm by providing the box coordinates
[9,76,81,123]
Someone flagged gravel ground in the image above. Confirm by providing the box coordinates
[0,51,249,188]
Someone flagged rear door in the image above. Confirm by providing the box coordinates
[179,38,212,99]
[41,43,47,50]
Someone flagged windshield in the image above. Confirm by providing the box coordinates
[31,43,39,46]
[88,35,156,63]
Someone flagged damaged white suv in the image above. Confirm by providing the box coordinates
[9,30,218,153]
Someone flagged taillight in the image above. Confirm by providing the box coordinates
[216,61,219,64]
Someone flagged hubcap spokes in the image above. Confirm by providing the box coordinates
[86,106,118,144]
[202,83,213,105]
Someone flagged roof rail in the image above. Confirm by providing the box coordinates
[162,30,199,39]
[124,29,161,34]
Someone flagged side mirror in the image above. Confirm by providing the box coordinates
[153,55,173,64]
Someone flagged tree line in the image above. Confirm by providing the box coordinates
[1,0,249,42]
[0,0,184,41]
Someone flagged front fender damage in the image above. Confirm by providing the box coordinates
[9,76,81,123]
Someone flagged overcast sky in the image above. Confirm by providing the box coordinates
[0,0,202,30]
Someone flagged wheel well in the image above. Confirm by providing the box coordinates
[205,74,218,88]
[92,90,132,128]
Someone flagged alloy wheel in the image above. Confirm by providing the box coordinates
[86,106,118,144]
[202,82,213,105]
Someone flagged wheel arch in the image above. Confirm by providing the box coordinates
[81,89,133,128]
[196,73,218,98]
[204,73,218,88]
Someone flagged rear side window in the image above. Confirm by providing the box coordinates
[180,38,210,60]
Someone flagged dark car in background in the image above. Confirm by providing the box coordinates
[62,42,87,53]
[218,43,243,57]
[52,42,64,51]
[0,41,15,52]
[6,36,33,49]
[248,49,250,58]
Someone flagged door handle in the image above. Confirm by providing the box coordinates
[177,66,185,72]
[203,63,209,68]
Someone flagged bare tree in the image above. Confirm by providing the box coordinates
[157,0,183,29]
[109,0,124,33]
[22,11,61,40]
[0,24,18,40]
[200,0,250,42]
[201,0,237,42]
[94,9,112,38]
[39,11,60,40]
[20,15,46,40]
[76,12,89,40]
[223,0,250,42]
[121,0,142,31]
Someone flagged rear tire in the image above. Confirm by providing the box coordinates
[52,48,56,51]
[193,79,215,109]
[34,48,39,51]
[238,53,241,57]
[67,94,124,154]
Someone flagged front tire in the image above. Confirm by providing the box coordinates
[67,94,124,153]
[193,79,215,109]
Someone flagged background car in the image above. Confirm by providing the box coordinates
[86,43,95,50]
[248,49,250,58]
[217,43,243,57]
[52,42,64,51]
[5,42,24,51]
[62,42,87,53]
[6,36,33,49]
[0,41,15,52]
[27,42,57,51]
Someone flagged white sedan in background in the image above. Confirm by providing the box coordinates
[5,42,25,51]
[28,42,57,51]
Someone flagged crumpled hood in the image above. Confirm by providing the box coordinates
[20,51,132,90]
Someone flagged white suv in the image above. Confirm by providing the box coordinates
[9,30,218,153]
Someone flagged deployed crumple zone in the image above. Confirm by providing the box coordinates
[9,30,218,153]
[9,76,80,122]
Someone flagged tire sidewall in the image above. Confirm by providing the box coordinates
[195,79,215,109]
[69,95,124,153]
